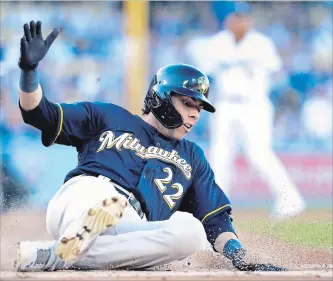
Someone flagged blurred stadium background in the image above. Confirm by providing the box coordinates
[0,1,332,212]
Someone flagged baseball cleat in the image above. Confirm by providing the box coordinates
[55,195,128,261]
[14,240,65,272]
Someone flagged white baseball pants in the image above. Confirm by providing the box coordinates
[210,100,303,203]
[46,175,207,270]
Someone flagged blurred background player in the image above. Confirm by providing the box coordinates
[187,2,306,219]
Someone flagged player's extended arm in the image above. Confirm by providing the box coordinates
[18,21,59,110]
[191,147,287,272]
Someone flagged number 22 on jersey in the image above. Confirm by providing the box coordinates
[154,167,184,209]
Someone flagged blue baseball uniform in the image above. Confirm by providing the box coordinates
[16,22,287,273]
[20,96,233,246]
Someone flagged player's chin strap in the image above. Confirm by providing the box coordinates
[97,175,145,220]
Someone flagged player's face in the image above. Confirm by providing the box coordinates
[170,95,203,140]
[225,14,252,39]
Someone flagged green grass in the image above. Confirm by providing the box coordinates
[234,217,333,248]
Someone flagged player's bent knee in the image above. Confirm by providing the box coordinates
[166,214,206,259]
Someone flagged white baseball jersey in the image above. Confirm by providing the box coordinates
[189,29,282,102]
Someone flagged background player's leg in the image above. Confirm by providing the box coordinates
[240,102,305,219]
[210,102,238,196]
[71,212,207,270]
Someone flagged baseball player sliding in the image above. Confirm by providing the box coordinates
[15,20,286,272]
[188,3,306,219]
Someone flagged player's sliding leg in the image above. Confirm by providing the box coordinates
[46,175,128,262]
[15,195,128,271]
[54,194,128,261]
[72,212,207,270]
[15,212,207,271]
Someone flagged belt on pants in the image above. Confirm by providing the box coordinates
[83,174,145,220]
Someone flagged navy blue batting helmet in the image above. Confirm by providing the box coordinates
[144,64,215,129]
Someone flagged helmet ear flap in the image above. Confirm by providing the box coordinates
[149,90,161,109]
[144,75,159,110]
[144,85,183,129]
[150,98,183,129]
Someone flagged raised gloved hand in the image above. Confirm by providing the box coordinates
[231,249,287,272]
[18,21,60,71]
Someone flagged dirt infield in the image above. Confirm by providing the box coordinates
[1,209,332,280]
[1,271,333,280]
